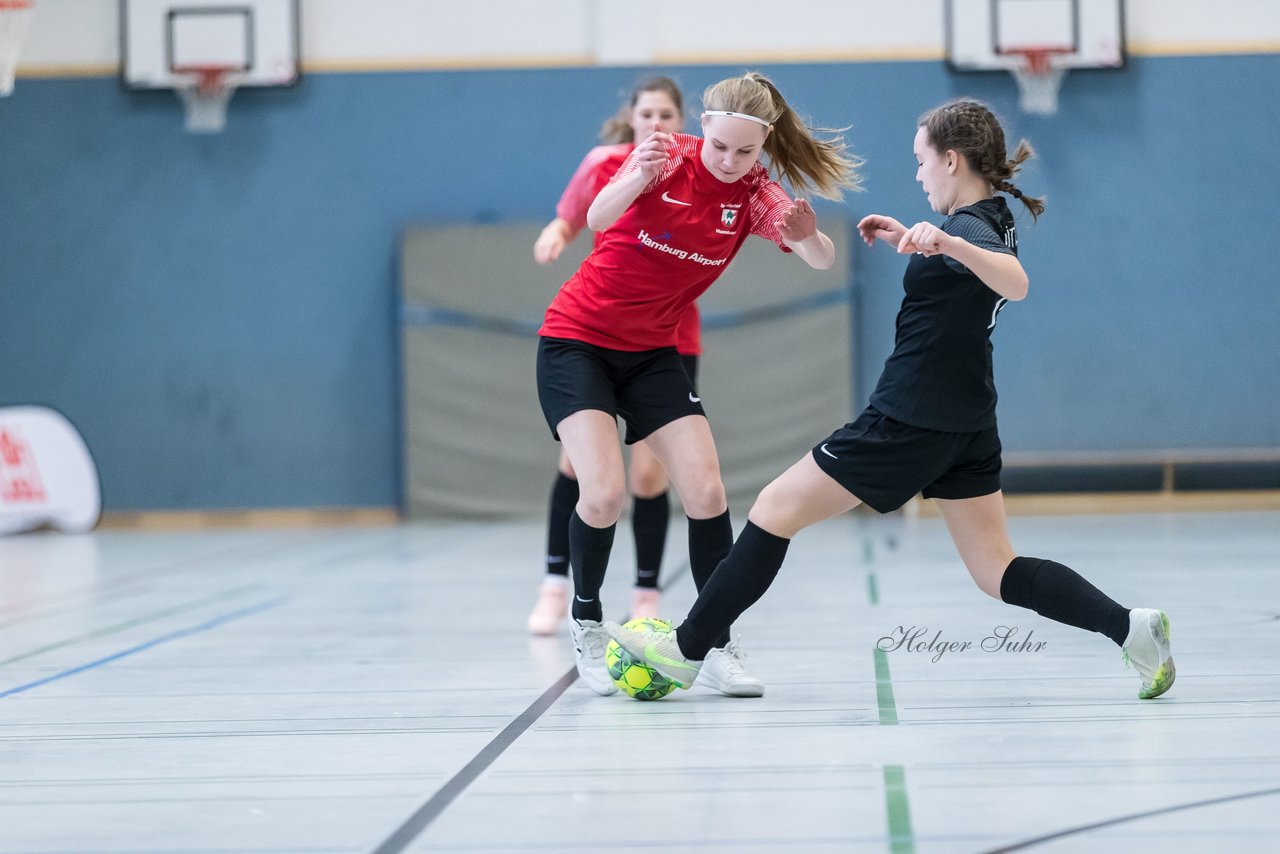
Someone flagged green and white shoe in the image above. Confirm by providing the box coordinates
[1122,608,1175,699]
[603,620,702,689]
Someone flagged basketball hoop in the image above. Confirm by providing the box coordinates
[1008,49,1070,116]
[173,65,242,133]
[0,0,33,97]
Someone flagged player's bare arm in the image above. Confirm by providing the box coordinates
[586,127,672,231]
[857,213,908,247]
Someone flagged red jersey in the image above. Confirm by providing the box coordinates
[551,142,705,355]
[540,133,792,352]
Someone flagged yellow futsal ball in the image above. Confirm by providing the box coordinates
[605,617,678,700]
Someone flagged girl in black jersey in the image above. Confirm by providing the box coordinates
[609,99,1176,701]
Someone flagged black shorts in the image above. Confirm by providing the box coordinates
[811,406,1002,513]
[537,337,705,445]
[680,354,700,391]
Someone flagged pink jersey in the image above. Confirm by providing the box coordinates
[553,143,704,355]
[540,133,792,352]
[555,143,632,233]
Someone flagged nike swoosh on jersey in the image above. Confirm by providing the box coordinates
[689,392,701,403]
[661,191,692,206]
[820,443,838,459]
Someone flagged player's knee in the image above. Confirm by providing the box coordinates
[679,474,726,518]
[749,478,800,534]
[628,459,668,498]
[576,485,626,527]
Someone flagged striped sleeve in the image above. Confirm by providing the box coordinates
[944,213,1012,254]
[610,133,701,193]
[748,175,794,250]
[942,211,1013,274]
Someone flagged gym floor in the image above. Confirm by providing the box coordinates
[2,505,1277,852]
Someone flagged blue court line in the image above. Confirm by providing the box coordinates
[0,597,288,700]
[399,287,849,336]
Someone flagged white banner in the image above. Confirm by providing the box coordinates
[0,406,101,536]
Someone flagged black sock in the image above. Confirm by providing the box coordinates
[999,556,1131,646]
[631,492,669,589]
[545,472,579,577]
[568,511,614,623]
[687,510,734,648]
[677,521,790,660]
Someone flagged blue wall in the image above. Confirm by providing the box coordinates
[1,57,1277,510]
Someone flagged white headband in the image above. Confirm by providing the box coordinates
[703,110,771,128]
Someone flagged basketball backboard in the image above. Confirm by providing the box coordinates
[120,0,299,91]
[946,0,1125,72]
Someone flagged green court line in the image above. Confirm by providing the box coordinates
[867,571,879,606]
[0,585,262,667]
[883,765,916,854]
[874,647,897,725]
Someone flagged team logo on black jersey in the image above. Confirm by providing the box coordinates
[721,209,737,228]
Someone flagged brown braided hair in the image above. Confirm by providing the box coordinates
[703,72,863,200]
[918,98,1045,220]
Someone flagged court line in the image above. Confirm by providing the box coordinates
[0,585,262,667]
[883,765,915,854]
[874,649,897,725]
[369,560,692,854]
[0,597,287,699]
[982,785,1280,852]
[868,528,918,854]
[368,667,578,854]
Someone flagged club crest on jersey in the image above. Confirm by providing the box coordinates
[720,208,738,228]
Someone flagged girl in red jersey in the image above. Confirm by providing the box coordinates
[536,72,862,697]
[527,77,699,636]
[607,99,1175,702]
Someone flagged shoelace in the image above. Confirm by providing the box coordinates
[581,627,608,658]
[721,641,748,675]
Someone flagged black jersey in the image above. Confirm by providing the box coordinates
[868,196,1018,432]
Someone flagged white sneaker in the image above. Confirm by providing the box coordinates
[526,578,569,636]
[1122,608,1175,699]
[603,620,701,689]
[571,619,618,696]
[699,641,765,698]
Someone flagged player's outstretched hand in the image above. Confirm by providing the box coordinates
[777,198,817,242]
[533,230,566,265]
[897,221,952,257]
[857,214,907,247]
[635,122,673,180]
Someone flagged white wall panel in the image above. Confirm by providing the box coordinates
[13,0,1280,76]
